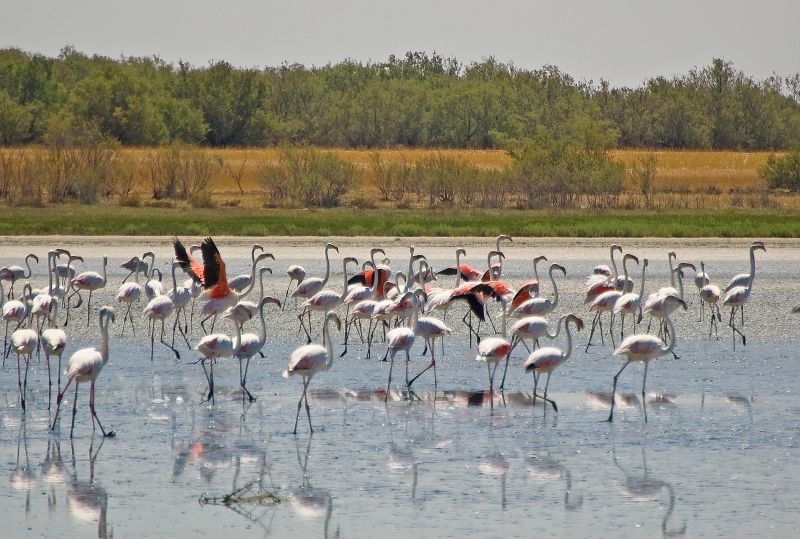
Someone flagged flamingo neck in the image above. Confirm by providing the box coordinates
[146,253,156,279]
[549,267,560,309]
[258,300,268,345]
[747,248,757,290]
[563,319,574,359]
[405,250,415,293]
[610,248,619,280]
[637,264,647,301]
[341,261,351,297]
[532,259,541,288]
[24,256,34,278]
[547,315,566,340]
[323,318,335,369]
[100,258,107,286]
[676,269,685,300]
[99,318,110,365]
[499,300,508,339]
[621,258,631,289]
[232,317,242,351]
[368,263,380,296]
[454,251,462,288]
[171,264,179,295]
[47,253,54,293]
[322,248,333,288]
[668,255,676,288]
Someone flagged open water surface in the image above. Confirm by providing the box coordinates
[1,237,799,538]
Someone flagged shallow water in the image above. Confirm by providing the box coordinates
[1,238,799,538]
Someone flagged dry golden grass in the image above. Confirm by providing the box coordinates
[2,146,779,199]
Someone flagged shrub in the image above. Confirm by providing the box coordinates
[760,150,800,191]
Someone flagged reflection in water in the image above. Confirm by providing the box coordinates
[288,436,337,539]
[385,405,420,504]
[478,425,510,510]
[585,391,640,411]
[613,445,687,536]
[725,394,754,423]
[40,437,66,511]
[9,420,35,518]
[525,453,583,510]
[67,438,110,538]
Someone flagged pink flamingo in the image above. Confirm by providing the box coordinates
[523,314,583,412]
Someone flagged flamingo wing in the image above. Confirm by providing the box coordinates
[173,238,204,283]
[201,237,231,298]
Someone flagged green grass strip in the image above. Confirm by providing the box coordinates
[0,206,798,237]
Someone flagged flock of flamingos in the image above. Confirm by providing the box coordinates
[0,236,768,436]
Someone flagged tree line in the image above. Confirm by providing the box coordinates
[1,48,799,150]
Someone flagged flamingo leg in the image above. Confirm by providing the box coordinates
[385,349,395,402]
[89,381,111,436]
[498,337,518,391]
[542,372,557,412]
[408,339,435,388]
[404,350,411,389]
[149,318,155,361]
[86,290,92,326]
[282,281,292,311]
[239,358,256,402]
[606,362,630,422]
[70,382,79,438]
[161,319,181,359]
[293,378,307,434]
[16,352,25,411]
[46,352,52,411]
[51,378,72,430]
[532,371,538,409]
[304,381,313,433]
[641,362,649,423]
[585,312,599,352]
[487,361,494,412]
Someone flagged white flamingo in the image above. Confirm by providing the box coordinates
[228,247,273,295]
[2,281,30,361]
[523,314,584,412]
[299,257,357,343]
[229,266,272,330]
[510,263,566,318]
[722,243,766,348]
[10,324,37,411]
[116,255,143,336]
[614,258,649,338]
[195,310,242,405]
[70,256,108,325]
[383,292,422,400]
[283,312,341,434]
[283,264,307,310]
[51,307,116,437]
[607,296,687,422]
[698,261,722,339]
[586,254,639,350]
[1,253,38,299]
[723,241,766,293]
[232,296,282,402]
[41,301,67,410]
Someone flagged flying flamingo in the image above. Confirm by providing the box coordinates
[115,255,143,336]
[232,296,281,402]
[51,307,116,437]
[283,312,342,434]
[10,324,37,411]
[70,256,108,325]
[194,309,243,404]
[614,258,649,338]
[523,314,584,412]
[41,301,67,410]
[606,296,687,422]
[698,262,722,338]
[722,243,766,348]
[0,253,38,299]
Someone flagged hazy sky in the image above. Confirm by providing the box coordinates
[2,0,798,87]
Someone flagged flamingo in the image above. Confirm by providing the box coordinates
[585,245,622,304]
[523,314,584,412]
[283,264,307,310]
[586,254,639,350]
[383,291,421,401]
[228,245,273,294]
[121,255,148,284]
[115,255,143,336]
[2,281,30,361]
[489,234,512,278]
[292,243,339,334]
[341,261,382,354]
[41,301,67,410]
[228,266,272,331]
[1,253,38,299]
[55,250,81,289]
[698,262,722,339]
[194,309,243,404]
[722,243,766,348]
[474,299,511,405]
[30,251,59,340]
[723,241,767,293]
[143,267,180,361]
[694,263,711,320]
[407,311,453,389]
[614,258,649,339]
[166,261,192,349]
[606,296,687,422]
[232,296,281,402]
[347,248,389,292]
[510,263,566,318]
[144,268,164,300]
[283,312,341,434]
[299,257,358,343]
[497,314,569,391]
[643,261,695,347]
[51,307,116,437]
[10,324,37,411]
[70,256,108,325]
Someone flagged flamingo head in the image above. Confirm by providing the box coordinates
[456,248,466,258]
[751,242,766,254]
[256,252,275,263]
[370,247,385,259]
[325,243,339,254]
[566,314,584,332]
[326,312,342,331]
[642,258,649,268]
[552,263,567,276]
[610,244,622,255]
[663,295,687,311]
[260,296,282,309]
[623,254,640,266]
[99,306,116,325]
[26,253,39,264]
[259,267,273,277]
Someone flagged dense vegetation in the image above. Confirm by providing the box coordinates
[2,48,799,150]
